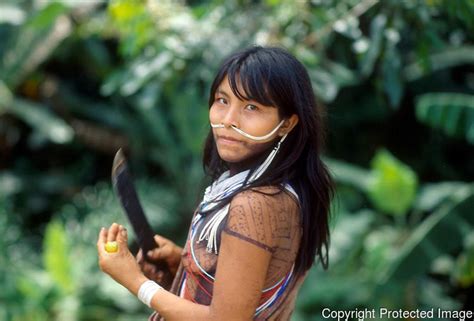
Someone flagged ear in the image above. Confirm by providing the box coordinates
[279,114,299,136]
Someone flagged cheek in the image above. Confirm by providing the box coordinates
[209,105,221,123]
[245,140,275,155]
[216,138,273,159]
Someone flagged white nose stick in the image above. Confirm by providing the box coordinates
[211,119,285,141]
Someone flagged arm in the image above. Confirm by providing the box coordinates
[148,225,272,321]
[97,189,275,321]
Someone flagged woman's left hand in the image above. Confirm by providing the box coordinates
[97,223,146,292]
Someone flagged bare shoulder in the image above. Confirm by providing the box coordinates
[224,185,300,253]
[230,185,298,211]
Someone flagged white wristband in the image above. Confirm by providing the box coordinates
[137,280,163,308]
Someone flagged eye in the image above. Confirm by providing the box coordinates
[245,104,259,111]
[215,97,227,105]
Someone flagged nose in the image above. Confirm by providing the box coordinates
[221,104,240,128]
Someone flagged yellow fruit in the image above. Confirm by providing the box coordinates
[105,241,118,253]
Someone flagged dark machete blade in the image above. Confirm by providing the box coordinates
[111,149,156,254]
[111,149,173,288]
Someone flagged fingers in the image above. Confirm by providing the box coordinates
[107,223,120,243]
[116,225,128,247]
[143,262,157,277]
[147,248,162,261]
[154,234,169,247]
[136,249,144,263]
[97,227,108,252]
[147,235,172,260]
[147,247,172,261]
[97,223,128,254]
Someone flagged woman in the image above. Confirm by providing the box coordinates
[97,46,335,321]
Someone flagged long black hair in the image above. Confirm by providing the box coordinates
[202,46,335,277]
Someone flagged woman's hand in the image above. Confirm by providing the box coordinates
[136,235,182,283]
[97,223,148,293]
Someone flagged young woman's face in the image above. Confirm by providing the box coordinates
[209,76,283,165]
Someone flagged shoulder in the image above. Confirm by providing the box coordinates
[223,185,299,253]
[229,185,299,215]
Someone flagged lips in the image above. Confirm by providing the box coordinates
[218,135,242,144]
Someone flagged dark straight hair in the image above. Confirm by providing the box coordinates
[201,46,336,277]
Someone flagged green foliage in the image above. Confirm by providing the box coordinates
[367,149,418,216]
[1,0,473,319]
[1,2,70,89]
[453,233,474,287]
[381,184,474,282]
[107,0,155,57]
[43,220,75,295]
[6,98,74,145]
[416,93,474,144]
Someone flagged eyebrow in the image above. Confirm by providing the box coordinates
[216,89,230,98]
[215,87,270,107]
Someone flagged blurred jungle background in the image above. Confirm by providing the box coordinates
[1,0,473,320]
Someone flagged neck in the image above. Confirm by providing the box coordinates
[228,163,249,177]
[227,150,269,177]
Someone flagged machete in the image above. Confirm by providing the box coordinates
[111,148,173,287]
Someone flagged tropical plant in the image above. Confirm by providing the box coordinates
[0,0,473,319]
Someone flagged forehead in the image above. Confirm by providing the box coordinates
[216,75,273,106]
[216,76,240,95]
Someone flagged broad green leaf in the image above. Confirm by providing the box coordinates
[43,220,75,294]
[24,3,67,30]
[7,98,74,144]
[380,187,474,282]
[367,149,418,216]
[404,46,474,82]
[323,157,371,191]
[322,59,359,92]
[413,181,471,211]
[1,3,72,88]
[416,93,474,144]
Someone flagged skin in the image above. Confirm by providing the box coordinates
[210,76,299,175]
[97,76,300,320]
[136,235,182,284]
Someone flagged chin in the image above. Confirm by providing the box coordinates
[218,152,244,164]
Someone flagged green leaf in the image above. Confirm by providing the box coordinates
[0,80,13,113]
[309,67,339,102]
[380,186,474,282]
[7,98,74,144]
[382,44,403,108]
[363,226,399,276]
[415,93,474,144]
[323,157,371,191]
[404,46,474,82]
[1,3,72,89]
[453,232,474,288]
[367,149,418,216]
[413,181,471,211]
[360,14,387,76]
[43,220,75,294]
[25,3,67,30]
[330,209,375,266]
